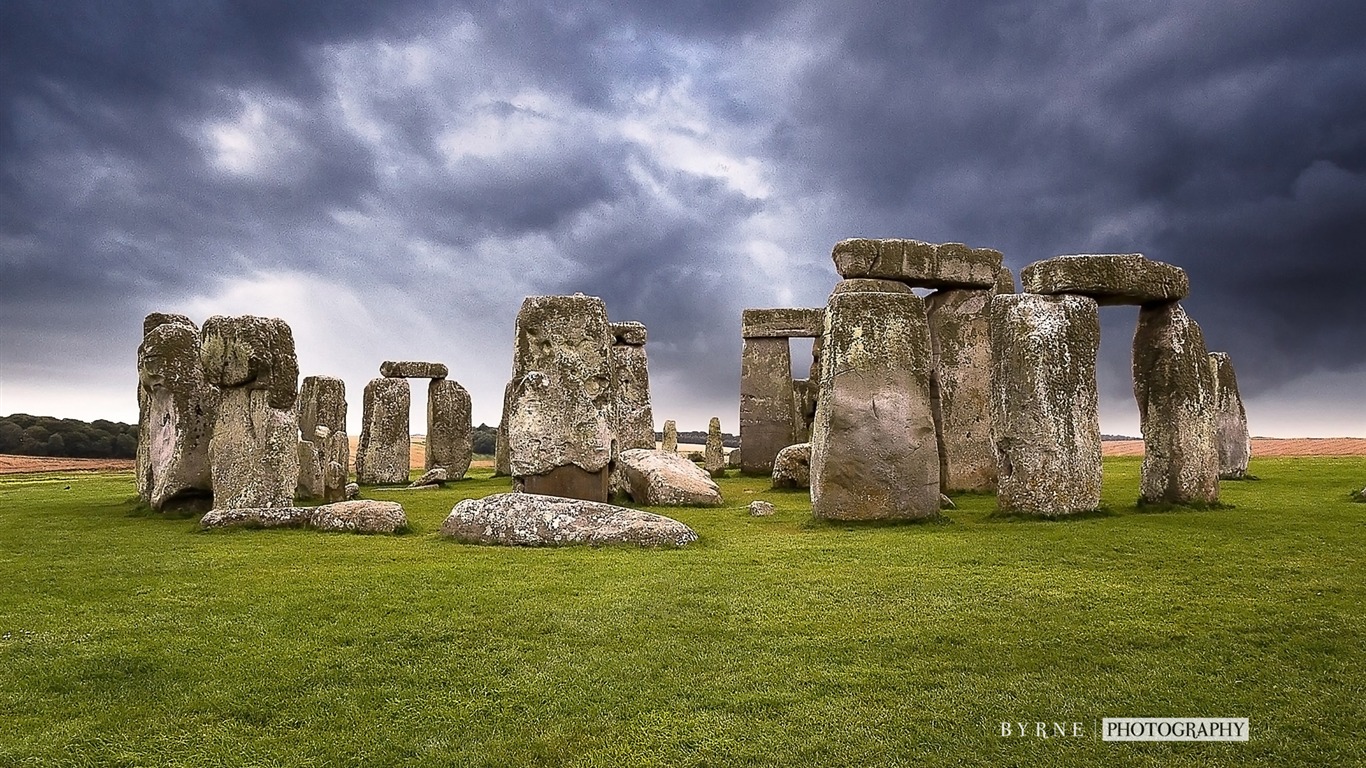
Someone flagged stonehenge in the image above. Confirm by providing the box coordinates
[426,377,472,478]
[136,314,218,511]
[297,375,347,502]
[739,307,822,474]
[356,377,410,485]
[661,420,678,452]
[355,361,472,485]
[1209,352,1253,480]
[704,417,725,477]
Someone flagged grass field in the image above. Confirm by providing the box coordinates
[1,457,1363,766]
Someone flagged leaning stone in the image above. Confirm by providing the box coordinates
[704,417,726,477]
[661,420,679,452]
[136,315,217,511]
[310,500,408,534]
[748,500,776,517]
[295,440,324,501]
[619,448,724,507]
[771,443,812,489]
[741,308,824,339]
[610,321,648,347]
[832,238,1003,289]
[440,492,699,547]
[1133,302,1219,505]
[1021,254,1188,306]
[1209,352,1252,480]
[408,467,448,488]
[506,295,615,501]
[380,361,449,379]
[927,285,999,492]
[209,388,300,509]
[810,284,939,520]
[355,377,410,485]
[426,378,472,479]
[989,294,1102,516]
[199,315,299,409]
[739,336,796,474]
[297,376,346,448]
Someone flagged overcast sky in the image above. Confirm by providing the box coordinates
[3,0,1363,437]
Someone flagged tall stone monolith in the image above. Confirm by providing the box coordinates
[494,378,514,477]
[136,314,218,510]
[989,294,1102,516]
[427,377,472,479]
[704,417,725,477]
[199,315,300,509]
[297,375,347,499]
[809,280,939,520]
[1209,352,1252,480]
[662,420,678,452]
[1133,302,1219,505]
[926,283,1000,492]
[739,337,795,474]
[356,377,411,485]
[506,294,615,502]
[610,322,655,451]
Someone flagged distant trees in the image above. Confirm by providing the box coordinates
[0,414,137,458]
[471,423,498,456]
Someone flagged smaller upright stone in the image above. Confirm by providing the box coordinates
[298,376,346,445]
[661,420,678,452]
[494,379,515,477]
[296,440,324,501]
[1209,352,1253,480]
[1022,254,1188,306]
[426,378,472,479]
[356,377,411,485]
[380,361,449,379]
[704,417,725,477]
[832,239,1003,289]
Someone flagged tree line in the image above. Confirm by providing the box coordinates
[0,414,138,458]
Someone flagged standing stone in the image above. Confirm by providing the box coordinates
[298,376,346,445]
[809,281,939,520]
[494,379,514,477]
[739,336,795,474]
[704,417,725,477]
[199,315,300,509]
[1133,302,1219,505]
[927,286,999,492]
[136,314,218,510]
[506,295,615,502]
[609,323,656,451]
[426,378,472,479]
[1209,352,1252,480]
[322,429,350,503]
[662,420,679,452]
[989,294,1102,516]
[356,377,411,485]
[296,440,324,500]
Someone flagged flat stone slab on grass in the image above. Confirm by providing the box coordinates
[832,238,1003,289]
[380,361,449,379]
[1021,254,1188,306]
[200,500,407,534]
[618,448,724,507]
[440,492,699,547]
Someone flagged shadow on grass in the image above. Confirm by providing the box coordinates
[1132,499,1237,515]
[799,515,955,531]
[986,507,1120,523]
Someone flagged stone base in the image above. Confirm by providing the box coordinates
[519,464,610,503]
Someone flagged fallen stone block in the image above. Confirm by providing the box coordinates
[439,492,698,547]
[619,448,724,507]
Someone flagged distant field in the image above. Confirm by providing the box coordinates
[1,456,1363,766]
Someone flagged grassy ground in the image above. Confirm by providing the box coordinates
[1,456,1362,767]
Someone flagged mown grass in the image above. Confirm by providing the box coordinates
[1,456,1363,766]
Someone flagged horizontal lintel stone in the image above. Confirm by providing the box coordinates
[380,361,449,379]
[741,308,824,338]
[1021,253,1188,306]
[832,238,1003,289]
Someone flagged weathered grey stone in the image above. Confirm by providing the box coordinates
[996,267,1017,294]
[380,360,449,379]
[740,336,796,474]
[1133,302,1219,505]
[297,376,346,447]
[771,442,811,489]
[426,378,472,479]
[791,378,817,444]
[201,500,407,534]
[494,379,514,476]
[989,294,1102,516]
[356,377,411,485]
[610,321,648,347]
[199,315,299,410]
[136,315,217,511]
[1209,352,1252,480]
[927,285,999,492]
[740,308,824,339]
[344,482,359,500]
[704,417,725,477]
[295,440,324,501]
[408,467,448,488]
[320,429,350,503]
[1021,254,1189,306]
[810,284,940,520]
[748,500,775,517]
[832,238,1003,289]
[611,332,656,451]
[829,278,915,295]
[727,448,742,468]
[506,295,615,501]
[440,492,698,547]
[662,420,678,452]
[209,388,300,509]
[619,448,724,507]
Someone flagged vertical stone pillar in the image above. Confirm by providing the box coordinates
[927,285,999,492]
[136,313,218,510]
[1133,302,1219,505]
[494,379,514,477]
[704,417,725,477]
[661,420,678,452]
[609,322,655,451]
[297,375,347,501]
[810,280,939,520]
[199,315,300,509]
[427,378,472,479]
[1209,352,1252,480]
[989,294,1102,516]
[356,377,411,485]
[739,337,795,474]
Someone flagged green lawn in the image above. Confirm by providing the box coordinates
[1,457,1363,767]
